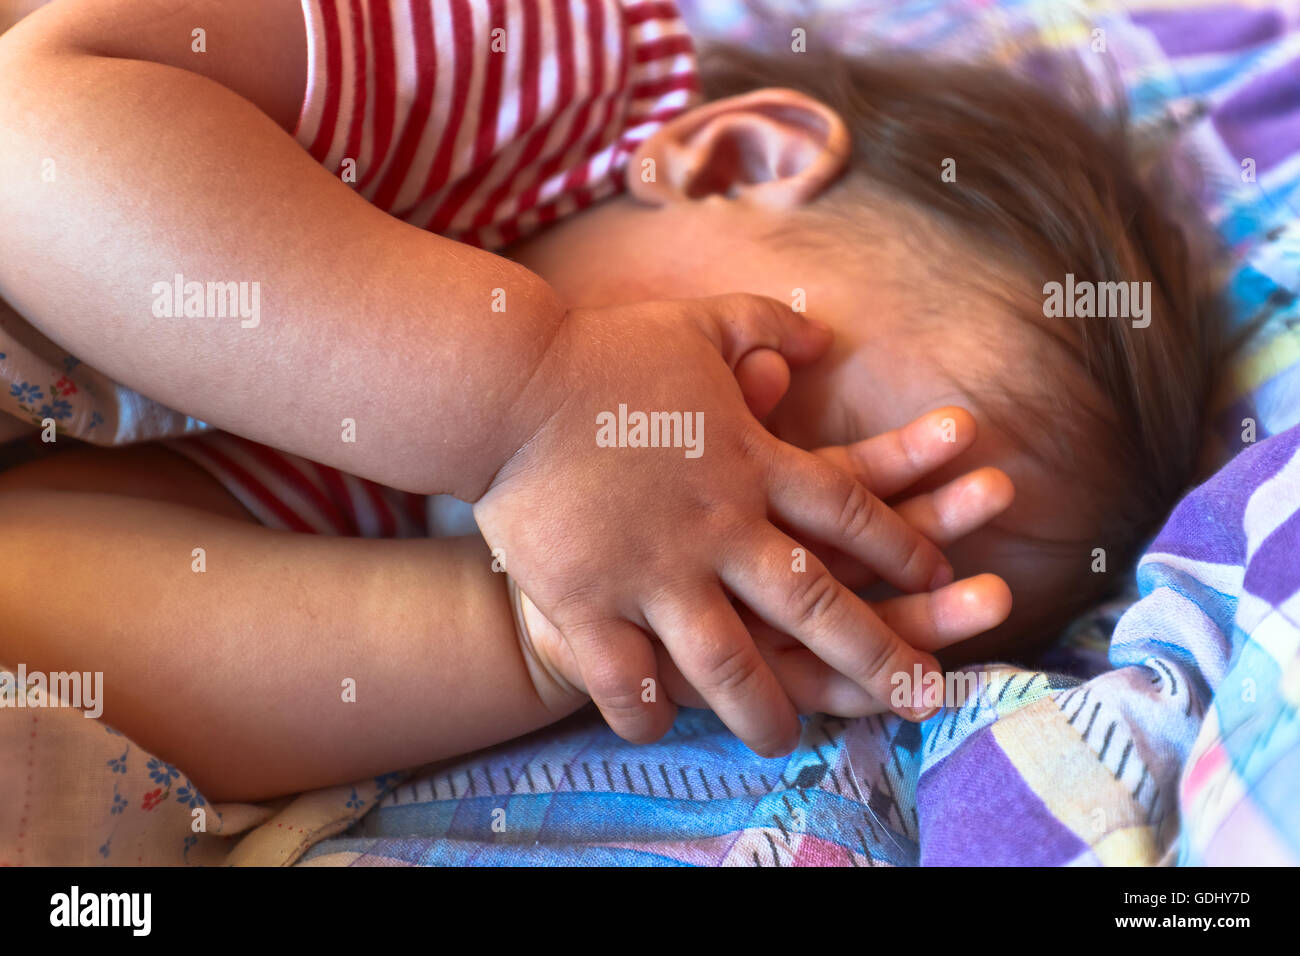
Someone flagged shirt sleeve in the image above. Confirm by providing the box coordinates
[293,0,697,249]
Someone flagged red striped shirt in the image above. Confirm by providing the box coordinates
[295,0,700,250]
[167,433,428,538]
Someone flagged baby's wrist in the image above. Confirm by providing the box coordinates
[463,278,573,502]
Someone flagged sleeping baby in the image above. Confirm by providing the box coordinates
[0,0,1222,800]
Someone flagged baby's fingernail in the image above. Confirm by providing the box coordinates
[763,723,802,758]
[903,668,944,721]
[929,563,954,590]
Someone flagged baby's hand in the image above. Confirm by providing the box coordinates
[513,407,1016,723]
[665,408,1016,717]
[473,294,953,757]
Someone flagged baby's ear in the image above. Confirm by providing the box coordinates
[627,88,850,209]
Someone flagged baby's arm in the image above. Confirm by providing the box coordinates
[0,0,961,758]
[0,0,558,499]
[0,486,587,802]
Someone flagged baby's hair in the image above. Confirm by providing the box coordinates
[700,44,1230,646]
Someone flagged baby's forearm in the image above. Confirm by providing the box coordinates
[0,489,587,802]
[0,1,563,499]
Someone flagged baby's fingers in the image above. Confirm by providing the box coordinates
[768,445,951,593]
[894,466,1014,546]
[734,347,790,420]
[794,575,1012,716]
[872,573,1012,653]
[689,292,832,369]
[813,406,976,498]
[563,618,677,744]
[654,640,875,719]
[644,590,801,757]
[779,467,1015,592]
[742,576,1010,718]
[720,531,943,721]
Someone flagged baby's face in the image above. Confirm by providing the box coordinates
[507,191,1097,659]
